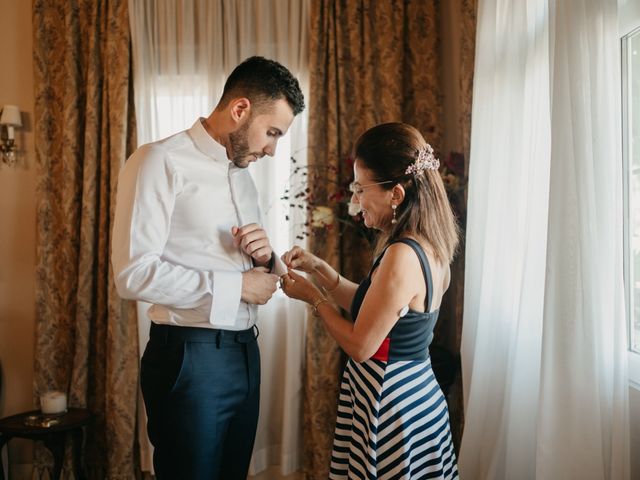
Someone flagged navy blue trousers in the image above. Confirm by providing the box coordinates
[141,323,260,479]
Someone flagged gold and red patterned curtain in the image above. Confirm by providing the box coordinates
[33,0,138,477]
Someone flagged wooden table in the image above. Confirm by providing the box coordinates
[0,408,94,480]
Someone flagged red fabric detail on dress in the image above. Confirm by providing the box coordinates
[371,338,390,361]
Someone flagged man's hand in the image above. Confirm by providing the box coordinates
[241,267,279,305]
[232,224,273,267]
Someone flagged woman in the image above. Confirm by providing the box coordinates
[281,122,459,479]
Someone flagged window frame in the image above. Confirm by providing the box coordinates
[621,3,640,388]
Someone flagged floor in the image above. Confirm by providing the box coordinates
[248,466,303,480]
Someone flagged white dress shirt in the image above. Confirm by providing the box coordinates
[112,118,283,330]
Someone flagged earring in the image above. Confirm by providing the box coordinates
[391,204,397,224]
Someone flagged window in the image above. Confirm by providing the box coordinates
[135,74,220,146]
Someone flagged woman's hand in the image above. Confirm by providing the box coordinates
[280,269,323,304]
[281,246,321,274]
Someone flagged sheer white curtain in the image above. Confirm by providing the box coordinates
[128,0,309,476]
[460,0,629,478]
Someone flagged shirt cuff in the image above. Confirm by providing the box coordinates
[210,271,242,327]
[271,254,287,276]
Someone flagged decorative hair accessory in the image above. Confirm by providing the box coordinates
[405,144,439,175]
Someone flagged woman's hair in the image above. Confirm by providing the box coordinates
[353,122,459,264]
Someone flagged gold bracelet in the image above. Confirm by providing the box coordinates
[324,272,340,293]
[311,296,329,316]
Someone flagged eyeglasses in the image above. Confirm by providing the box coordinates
[348,180,394,196]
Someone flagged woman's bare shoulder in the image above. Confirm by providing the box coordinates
[378,238,447,285]
[377,241,425,277]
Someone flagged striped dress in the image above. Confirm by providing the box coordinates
[330,238,459,480]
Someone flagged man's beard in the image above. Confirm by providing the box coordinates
[229,121,254,168]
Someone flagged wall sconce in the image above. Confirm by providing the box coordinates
[1,105,23,166]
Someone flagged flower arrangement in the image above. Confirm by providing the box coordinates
[280,155,374,242]
[440,151,466,196]
[439,151,468,224]
[281,151,468,241]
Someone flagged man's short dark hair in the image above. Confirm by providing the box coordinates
[219,56,305,115]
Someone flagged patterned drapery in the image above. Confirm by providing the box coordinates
[33,0,138,477]
[305,1,477,477]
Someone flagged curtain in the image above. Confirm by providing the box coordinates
[460,0,630,478]
[33,0,138,478]
[128,0,309,476]
[306,1,477,477]
[431,0,478,447]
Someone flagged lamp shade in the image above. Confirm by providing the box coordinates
[1,105,22,127]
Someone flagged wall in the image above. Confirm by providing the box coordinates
[0,0,36,478]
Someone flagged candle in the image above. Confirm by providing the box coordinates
[40,391,67,415]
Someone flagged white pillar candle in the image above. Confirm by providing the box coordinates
[40,391,67,415]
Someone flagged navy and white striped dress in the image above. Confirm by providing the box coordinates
[330,238,459,480]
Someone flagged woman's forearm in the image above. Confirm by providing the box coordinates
[313,260,359,310]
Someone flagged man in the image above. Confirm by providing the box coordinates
[112,56,305,479]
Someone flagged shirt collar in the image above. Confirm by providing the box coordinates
[188,118,230,164]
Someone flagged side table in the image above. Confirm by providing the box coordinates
[0,408,94,480]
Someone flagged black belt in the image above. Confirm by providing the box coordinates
[150,322,259,346]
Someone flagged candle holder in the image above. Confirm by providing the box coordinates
[0,139,17,165]
[0,105,22,166]
[23,413,63,428]
[39,391,68,416]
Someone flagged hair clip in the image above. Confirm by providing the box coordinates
[405,144,439,175]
